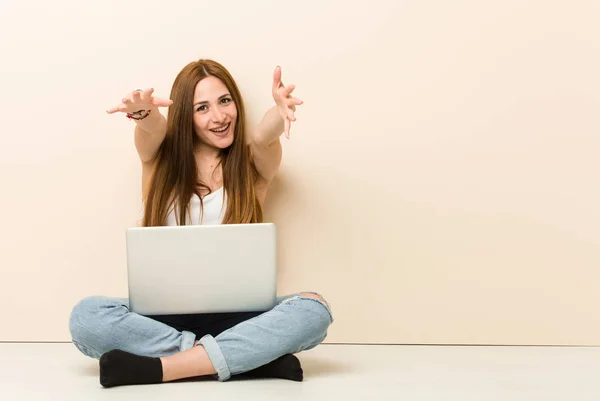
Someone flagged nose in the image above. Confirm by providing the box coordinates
[210,108,225,123]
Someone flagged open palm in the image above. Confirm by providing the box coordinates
[106,88,172,115]
[272,67,303,138]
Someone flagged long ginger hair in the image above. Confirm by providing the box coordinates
[142,59,263,226]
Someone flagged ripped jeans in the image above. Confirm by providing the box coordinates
[69,293,333,381]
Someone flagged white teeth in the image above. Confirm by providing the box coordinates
[210,123,229,133]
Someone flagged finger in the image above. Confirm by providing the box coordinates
[106,104,127,114]
[272,66,282,92]
[287,110,296,122]
[152,97,173,108]
[122,97,132,104]
[284,84,296,96]
[288,97,303,106]
[284,118,291,139]
[140,88,154,102]
[132,90,142,102]
[285,104,296,120]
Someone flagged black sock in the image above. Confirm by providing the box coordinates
[242,354,303,381]
[99,350,302,387]
[99,349,163,388]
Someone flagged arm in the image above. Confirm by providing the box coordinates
[133,108,168,164]
[250,67,303,182]
[251,106,284,183]
[107,88,172,164]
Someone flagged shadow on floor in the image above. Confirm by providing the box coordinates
[299,354,355,378]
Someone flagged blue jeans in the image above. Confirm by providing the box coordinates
[69,292,333,381]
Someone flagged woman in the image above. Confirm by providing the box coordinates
[69,59,333,388]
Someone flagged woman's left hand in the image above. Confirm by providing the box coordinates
[272,66,303,138]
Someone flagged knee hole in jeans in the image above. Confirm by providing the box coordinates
[298,292,333,320]
[298,292,328,306]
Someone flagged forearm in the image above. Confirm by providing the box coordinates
[253,105,284,147]
[135,107,167,137]
[133,108,168,163]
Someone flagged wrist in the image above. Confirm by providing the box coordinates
[133,107,166,136]
[127,109,152,121]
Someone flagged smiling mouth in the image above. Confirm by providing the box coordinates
[209,123,230,133]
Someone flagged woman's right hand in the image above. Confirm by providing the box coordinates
[106,88,173,115]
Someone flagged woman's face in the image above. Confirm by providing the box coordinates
[192,76,237,150]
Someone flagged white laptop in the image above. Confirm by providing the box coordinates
[125,223,277,315]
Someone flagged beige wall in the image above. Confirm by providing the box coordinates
[1,1,599,345]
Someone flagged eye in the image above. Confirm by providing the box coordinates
[221,97,232,105]
[196,105,208,112]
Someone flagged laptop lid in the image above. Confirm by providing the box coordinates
[126,223,277,315]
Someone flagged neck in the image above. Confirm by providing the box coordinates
[194,144,221,167]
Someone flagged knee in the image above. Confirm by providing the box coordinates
[69,296,99,341]
[297,292,333,325]
[299,292,330,309]
[284,292,332,351]
[69,296,124,349]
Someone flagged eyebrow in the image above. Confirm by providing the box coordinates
[194,93,231,107]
